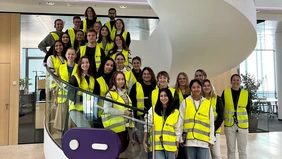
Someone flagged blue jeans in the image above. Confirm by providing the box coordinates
[184,147,209,159]
[155,150,175,159]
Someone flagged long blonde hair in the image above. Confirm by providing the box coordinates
[202,79,217,98]
[175,72,190,95]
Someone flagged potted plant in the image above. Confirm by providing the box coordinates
[241,73,261,133]
[19,77,32,94]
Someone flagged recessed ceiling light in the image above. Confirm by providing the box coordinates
[46,2,55,5]
[120,5,127,9]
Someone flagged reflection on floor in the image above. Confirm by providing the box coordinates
[257,113,282,132]
[1,132,282,159]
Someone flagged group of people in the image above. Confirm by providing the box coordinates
[40,6,251,159]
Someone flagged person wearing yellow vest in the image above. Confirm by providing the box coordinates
[143,88,180,159]
[92,58,116,127]
[75,29,106,78]
[108,35,130,67]
[194,69,207,83]
[46,40,66,74]
[115,53,137,92]
[53,48,78,136]
[110,19,131,47]
[202,79,224,159]
[81,7,100,33]
[132,56,142,80]
[102,71,133,157]
[38,19,64,54]
[65,16,82,48]
[73,30,86,52]
[97,26,114,56]
[104,8,116,33]
[150,71,180,109]
[221,74,250,159]
[175,79,215,159]
[129,67,157,158]
[93,21,102,39]
[68,56,95,128]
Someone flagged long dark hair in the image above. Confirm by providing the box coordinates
[97,58,117,78]
[60,32,72,50]
[97,25,112,43]
[76,56,92,84]
[114,19,125,31]
[154,88,175,117]
[108,35,128,57]
[84,6,97,18]
[73,30,86,51]
[52,40,64,57]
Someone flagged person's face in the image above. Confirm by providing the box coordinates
[61,34,69,44]
[115,20,123,30]
[87,32,97,43]
[87,8,93,17]
[115,55,125,66]
[81,58,90,71]
[231,76,241,89]
[55,42,63,53]
[115,73,125,89]
[73,18,81,28]
[94,23,101,33]
[108,10,116,19]
[76,31,84,42]
[55,20,64,31]
[142,70,152,83]
[104,60,114,74]
[158,75,168,87]
[65,50,76,62]
[178,74,187,86]
[115,36,123,47]
[160,91,169,106]
[195,71,204,81]
[191,82,202,96]
[101,27,109,37]
[132,59,141,70]
[202,81,211,95]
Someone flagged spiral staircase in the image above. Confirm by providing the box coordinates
[44,0,257,159]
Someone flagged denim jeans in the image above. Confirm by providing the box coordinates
[155,150,175,159]
[184,146,209,159]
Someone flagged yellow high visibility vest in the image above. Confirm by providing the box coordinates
[68,73,95,111]
[110,29,128,42]
[101,90,132,133]
[151,87,176,107]
[122,69,137,91]
[135,82,146,116]
[150,109,179,152]
[51,32,59,41]
[50,55,66,74]
[183,98,211,143]
[57,63,78,104]
[210,96,221,133]
[178,89,185,103]
[67,28,78,48]
[96,76,109,117]
[224,88,249,128]
[105,21,114,33]
[110,49,129,67]
[79,45,102,72]
[82,19,100,32]
[97,41,114,56]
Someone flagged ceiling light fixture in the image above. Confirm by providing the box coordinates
[46,2,55,5]
[120,5,127,9]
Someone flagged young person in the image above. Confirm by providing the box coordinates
[81,7,100,32]
[194,69,207,83]
[46,40,66,74]
[175,72,190,103]
[73,30,86,52]
[104,8,117,33]
[65,15,82,47]
[97,26,114,56]
[111,19,131,47]
[108,35,130,67]
[221,74,250,159]
[132,56,142,80]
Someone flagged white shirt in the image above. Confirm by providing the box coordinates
[175,95,215,148]
[103,87,128,115]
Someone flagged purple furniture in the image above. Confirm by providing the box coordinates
[62,128,121,159]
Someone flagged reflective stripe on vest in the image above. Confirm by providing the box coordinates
[224,88,249,128]
[123,70,136,92]
[97,42,114,57]
[210,96,221,133]
[57,63,78,104]
[96,76,109,117]
[68,73,95,111]
[150,109,179,151]
[68,28,76,48]
[51,32,59,41]
[183,98,211,143]
[110,29,128,42]
[151,87,176,107]
[136,82,146,116]
[50,55,66,88]
[110,49,129,67]
[101,91,132,133]
[79,45,102,72]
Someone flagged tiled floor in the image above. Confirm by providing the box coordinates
[1,132,282,159]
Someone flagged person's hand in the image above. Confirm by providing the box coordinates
[208,143,214,148]
[124,110,132,117]
[143,141,150,152]
[175,149,179,158]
